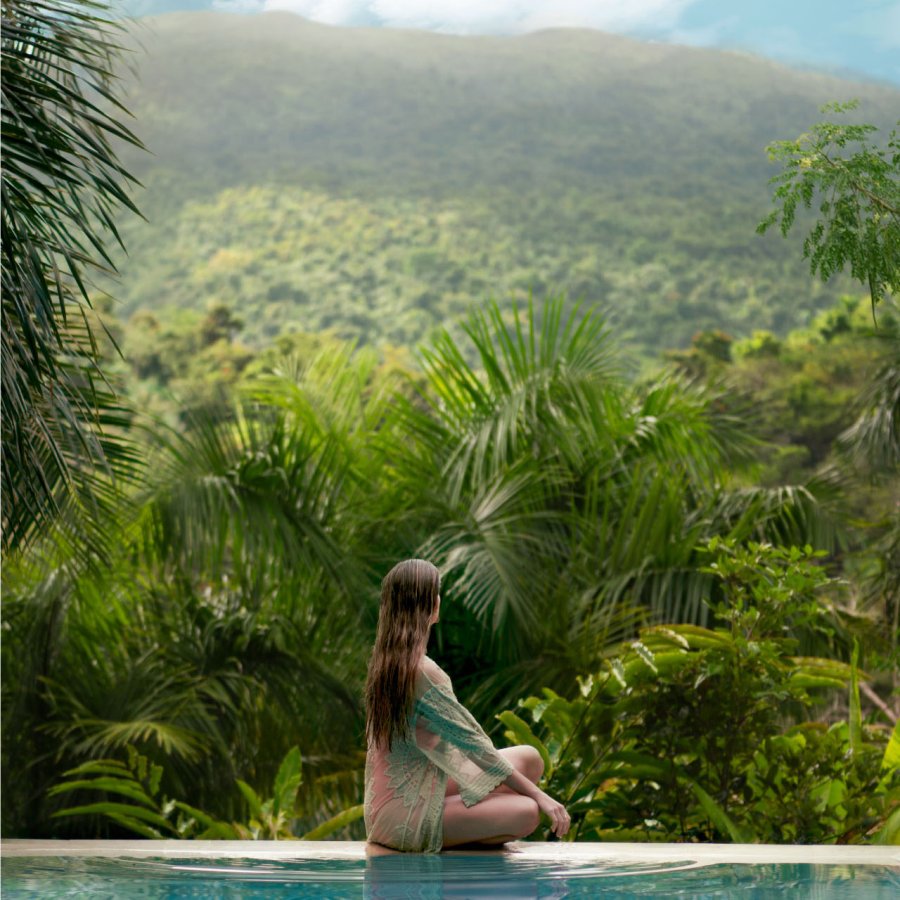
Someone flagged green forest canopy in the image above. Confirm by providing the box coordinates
[103,11,899,359]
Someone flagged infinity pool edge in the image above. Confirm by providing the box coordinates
[2,840,897,867]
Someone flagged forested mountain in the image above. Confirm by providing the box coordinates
[108,12,898,356]
[5,3,897,846]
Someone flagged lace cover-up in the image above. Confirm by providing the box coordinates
[364,656,514,852]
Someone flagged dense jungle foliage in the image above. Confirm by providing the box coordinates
[4,293,898,841]
[2,2,898,845]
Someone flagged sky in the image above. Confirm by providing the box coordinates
[120,0,900,86]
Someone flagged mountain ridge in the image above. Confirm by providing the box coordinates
[106,11,899,356]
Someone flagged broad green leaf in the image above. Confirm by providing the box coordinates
[607,658,627,689]
[272,746,303,817]
[789,674,848,690]
[236,780,263,818]
[59,761,130,778]
[640,626,690,650]
[668,625,732,649]
[790,657,856,681]
[302,804,365,840]
[873,804,900,846]
[827,779,847,808]
[52,801,174,833]
[149,763,163,797]
[538,698,579,746]
[630,641,658,674]
[652,650,692,675]
[172,801,220,829]
[810,777,847,811]
[690,781,754,843]
[48,777,156,808]
[622,656,663,684]
[105,812,165,840]
[882,720,900,772]
[497,711,552,774]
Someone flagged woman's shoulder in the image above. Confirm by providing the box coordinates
[417,655,452,691]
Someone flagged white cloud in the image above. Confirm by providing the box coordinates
[261,0,696,34]
[213,0,265,11]
[516,0,693,34]
[263,0,372,25]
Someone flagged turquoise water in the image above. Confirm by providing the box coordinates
[3,855,898,898]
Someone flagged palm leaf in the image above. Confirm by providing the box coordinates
[1,0,146,557]
[301,804,365,840]
[52,801,174,834]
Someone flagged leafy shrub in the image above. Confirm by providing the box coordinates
[499,540,900,843]
[48,745,363,840]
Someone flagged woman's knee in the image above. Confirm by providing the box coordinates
[513,797,540,838]
[501,745,544,784]
[520,745,544,783]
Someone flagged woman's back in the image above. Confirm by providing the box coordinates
[364,559,568,851]
[363,655,513,852]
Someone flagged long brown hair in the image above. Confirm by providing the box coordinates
[365,559,440,750]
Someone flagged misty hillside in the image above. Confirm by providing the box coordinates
[107,11,899,355]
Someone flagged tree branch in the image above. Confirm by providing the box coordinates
[860,681,898,724]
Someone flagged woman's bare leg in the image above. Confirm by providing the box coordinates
[442,793,540,848]
[441,746,545,848]
[444,745,544,797]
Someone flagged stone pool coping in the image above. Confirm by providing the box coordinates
[2,840,898,867]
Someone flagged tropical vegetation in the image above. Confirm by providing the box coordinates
[498,540,899,844]
[4,291,897,841]
[49,745,364,840]
[1,0,144,559]
[1,0,897,846]
[99,12,899,359]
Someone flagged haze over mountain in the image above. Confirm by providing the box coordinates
[119,0,900,88]
[108,11,899,356]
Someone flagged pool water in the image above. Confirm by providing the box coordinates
[3,855,899,898]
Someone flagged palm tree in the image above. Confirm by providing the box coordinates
[1,0,145,558]
[1,297,844,836]
[2,345,396,834]
[387,296,840,715]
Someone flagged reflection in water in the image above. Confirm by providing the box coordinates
[357,853,900,900]
[1,854,899,899]
[365,852,545,899]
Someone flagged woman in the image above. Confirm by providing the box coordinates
[364,558,570,852]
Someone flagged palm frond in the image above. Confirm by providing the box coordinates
[1,0,145,555]
[838,334,900,476]
[416,295,620,500]
[711,480,841,552]
[421,461,568,654]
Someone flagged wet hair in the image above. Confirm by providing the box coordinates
[365,559,440,750]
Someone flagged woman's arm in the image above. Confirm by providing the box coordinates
[501,767,571,838]
[415,662,570,836]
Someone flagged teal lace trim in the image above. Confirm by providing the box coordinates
[459,759,514,807]
[415,684,514,807]
[415,685,486,752]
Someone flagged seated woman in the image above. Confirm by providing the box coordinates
[364,558,570,852]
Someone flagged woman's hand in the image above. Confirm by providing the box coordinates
[536,790,571,838]
[501,766,571,837]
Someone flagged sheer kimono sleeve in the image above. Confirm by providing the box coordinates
[413,683,514,808]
